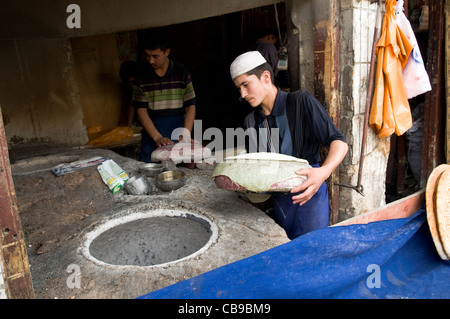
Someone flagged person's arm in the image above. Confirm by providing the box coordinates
[136,108,173,147]
[178,104,196,142]
[291,139,348,206]
[127,104,135,127]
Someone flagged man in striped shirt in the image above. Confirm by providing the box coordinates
[132,34,196,162]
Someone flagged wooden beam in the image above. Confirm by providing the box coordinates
[446,0,450,163]
[335,190,425,226]
[421,0,446,187]
[0,107,34,299]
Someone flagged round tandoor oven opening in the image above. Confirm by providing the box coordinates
[84,209,218,267]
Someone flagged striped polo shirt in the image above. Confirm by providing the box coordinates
[132,60,196,117]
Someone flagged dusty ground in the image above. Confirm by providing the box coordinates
[11,148,289,299]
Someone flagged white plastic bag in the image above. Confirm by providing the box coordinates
[396,1,432,99]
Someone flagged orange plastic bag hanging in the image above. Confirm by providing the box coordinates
[369,0,414,138]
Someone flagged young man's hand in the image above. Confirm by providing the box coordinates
[290,166,329,206]
[155,136,174,147]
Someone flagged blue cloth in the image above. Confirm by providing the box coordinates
[139,114,184,163]
[139,210,450,299]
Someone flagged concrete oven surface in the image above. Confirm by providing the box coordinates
[11,148,289,299]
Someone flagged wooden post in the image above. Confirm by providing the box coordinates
[446,0,450,164]
[0,107,34,299]
[421,0,446,187]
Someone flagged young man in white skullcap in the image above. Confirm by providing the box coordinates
[230,51,348,239]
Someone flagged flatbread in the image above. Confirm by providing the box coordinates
[213,152,311,193]
[245,193,272,203]
[425,164,450,260]
[435,169,450,259]
[151,142,211,163]
[224,152,309,163]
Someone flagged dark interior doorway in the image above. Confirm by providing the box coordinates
[116,4,287,153]
[385,0,446,203]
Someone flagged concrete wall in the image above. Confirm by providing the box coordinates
[70,34,124,131]
[0,39,88,147]
[288,0,389,222]
[288,0,315,92]
[337,0,389,221]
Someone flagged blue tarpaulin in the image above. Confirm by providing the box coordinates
[139,209,449,299]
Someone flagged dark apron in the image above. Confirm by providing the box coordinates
[272,163,330,239]
[268,97,329,239]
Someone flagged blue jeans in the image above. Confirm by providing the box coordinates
[139,114,184,163]
[272,164,329,239]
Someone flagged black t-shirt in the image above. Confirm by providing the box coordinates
[243,89,346,165]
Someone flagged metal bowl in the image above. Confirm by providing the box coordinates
[155,170,185,192]
[139,163,165,177]
[124,175,150,195]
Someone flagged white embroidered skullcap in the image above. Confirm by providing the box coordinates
[230,51,267,80]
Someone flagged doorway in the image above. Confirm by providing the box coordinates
[385,0,446,203]
[114,4,287,152]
